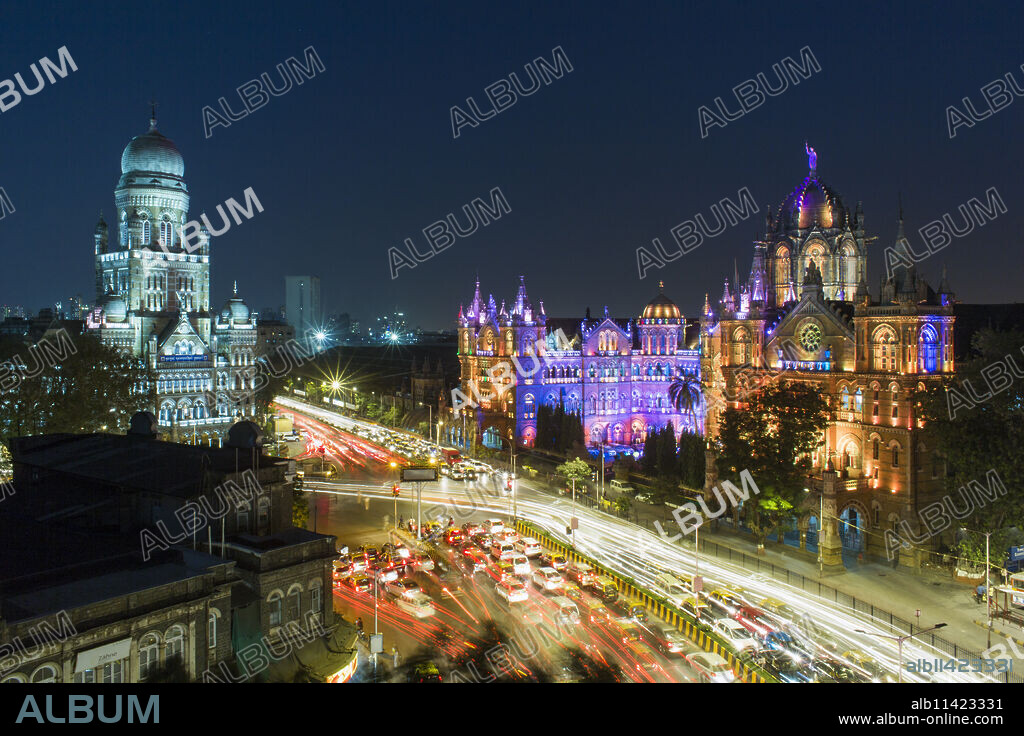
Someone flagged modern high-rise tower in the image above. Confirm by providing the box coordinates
[285,275,321,341]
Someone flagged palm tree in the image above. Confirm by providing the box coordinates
[668,375,703,432]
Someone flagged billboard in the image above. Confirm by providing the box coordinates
[401,466,438,482]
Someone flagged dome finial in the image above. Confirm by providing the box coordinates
[658,280,664,292]
[149,98,158,131]
[233,279,238,296]
[805,140,817,172]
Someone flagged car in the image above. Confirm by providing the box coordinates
[397,591,436,618]
[839,649,897,683]
[514,537,542,557]
[758,631,815,667]
[612,601,649,623]
[611,617,643,644]
[482,518,505,535]
[410,662,443,683]
[551,596,581,626]
[634,492,654,504]
[566,561,596,587]
[497,562,518,582]
[641,622,697,656]
[678,595,712,621]
[685,651,736,683]
[563,583,585,604]
[733,605,773,637]
[472,532,492,550]
[712,618,759,653]
[491,540,516,561]
[386,578,421,599]
[587,576,619,603]
[756,650,814,683]
[493,529,519,544]
[582,600,612,625]
[496,579,528,603]
[757,597,798,622]
[412,552,434,572]
[332,558,353,581]
[444,528,465,546]
[707,588,749,617]
[463,522,484,536]
[350,555,368,574]
[392,543,412,560]
[539,552,568,572]
[345,575,371,594]
[810,657,872,683]
[532,567,564,592]
[375,563,400,584]
[510,554,531,576]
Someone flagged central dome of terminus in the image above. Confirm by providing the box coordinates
[120,119,185,179]
[641,281,682,321]
[775,145,848,231]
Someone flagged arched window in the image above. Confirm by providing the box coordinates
[165,625,184,663]
[872,438,880,460]
[258,498,270,530]
[310,580,323,620]
[891,444,900,467]
[919,325,939,373]
[208,612,218,649]
[840,386,850,410]
[268,591,283,626]
[872,327,897,371]
[237,502,250,530]
[854,388,863,412]
[139,633,160,679]
[775,245,791,301]
[287,586,302,622]
[142,219,151,245]
[31,665,58,683]
[160,221,172,248]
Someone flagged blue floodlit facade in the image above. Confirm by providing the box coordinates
[456,278,702,452]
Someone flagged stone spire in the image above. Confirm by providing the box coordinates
[938,263,955,305]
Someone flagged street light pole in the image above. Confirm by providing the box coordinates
[571,478,576,548]
[856,623,947,683]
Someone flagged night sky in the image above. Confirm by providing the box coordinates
[1,0,1022,330]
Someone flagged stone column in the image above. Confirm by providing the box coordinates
[820,470,844,572]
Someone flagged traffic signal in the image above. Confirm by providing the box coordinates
[392,483,400,496]
[294,476,303,491]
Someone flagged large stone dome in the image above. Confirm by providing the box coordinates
[220,297,251,325]
[120,124,184,178]
[99,293,128,323]
[641,282,681,321]
[777,174,847,231]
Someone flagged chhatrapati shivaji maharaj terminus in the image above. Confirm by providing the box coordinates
[700,145,956,566]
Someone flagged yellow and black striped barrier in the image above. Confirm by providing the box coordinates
[516,519,773,683]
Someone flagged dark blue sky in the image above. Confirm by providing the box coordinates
[1,0,1022,329]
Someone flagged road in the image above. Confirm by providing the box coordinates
[275,396,999,683]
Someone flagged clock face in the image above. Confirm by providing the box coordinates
[799,323,822,352]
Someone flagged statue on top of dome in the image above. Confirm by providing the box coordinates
[805,141,817,172]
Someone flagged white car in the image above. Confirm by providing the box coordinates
[496,579,528,604]
[686,652,736,683]
[511,555,531,576]
[397,592,436,619]
[531,567,564,592]
[482,518,505,535]
[712,618,759,653]
[385,578,421,599]
[514,537,542,557]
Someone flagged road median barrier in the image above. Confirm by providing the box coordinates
[515,519,775,683]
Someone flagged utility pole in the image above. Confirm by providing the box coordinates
[571,477,577,548]
[599,441,604,507]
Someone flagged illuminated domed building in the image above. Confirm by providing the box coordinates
[86,113,257,442]
[455,277,702,450]
[700,145,956,566]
